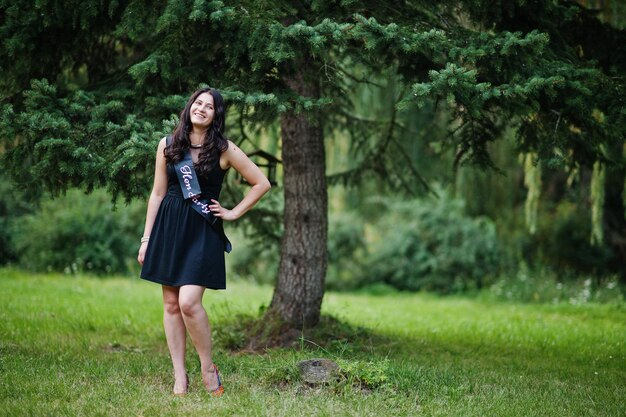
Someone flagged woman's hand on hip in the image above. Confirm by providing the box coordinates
[209,199,239,221]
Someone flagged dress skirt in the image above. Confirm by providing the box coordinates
[140,192,226,290]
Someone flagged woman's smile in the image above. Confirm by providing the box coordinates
[190,92,215,127]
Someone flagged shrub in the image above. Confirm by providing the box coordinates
[0,169,34,265]
[364,190,500,293]
[228,230,280,284]
[229,206,368,289]
[12,189,144,274]
[522,201,616,276]
[325,211,367,290]
[226,186,283,284]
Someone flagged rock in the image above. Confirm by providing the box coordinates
[297,358,339,384]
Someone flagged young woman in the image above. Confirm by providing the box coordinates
[137,87,271,397]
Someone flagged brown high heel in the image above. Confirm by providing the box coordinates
[207,364,224,397]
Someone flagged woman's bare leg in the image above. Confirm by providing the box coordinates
[178,285,220,392]
[162,285,188,394]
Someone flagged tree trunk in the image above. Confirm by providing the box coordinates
[268,66,328,327]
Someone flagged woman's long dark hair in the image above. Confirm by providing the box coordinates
[164,88,229,175]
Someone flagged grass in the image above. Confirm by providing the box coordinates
[0,268,624,417]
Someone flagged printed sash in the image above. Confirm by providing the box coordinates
[173,143,232,253]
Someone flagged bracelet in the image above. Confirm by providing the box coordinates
[141,237,150,243]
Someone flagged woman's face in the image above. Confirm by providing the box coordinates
[189,92,215,129]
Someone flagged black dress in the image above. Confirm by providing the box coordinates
[140,157,229,290]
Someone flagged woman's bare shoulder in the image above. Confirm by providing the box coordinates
[224,140,244,154]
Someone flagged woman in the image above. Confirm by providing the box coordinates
[137,87,271,397]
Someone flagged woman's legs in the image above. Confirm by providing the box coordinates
[162,285,188,394]
[178,285,220,392]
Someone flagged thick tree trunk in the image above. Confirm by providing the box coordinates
[268,67,328,327]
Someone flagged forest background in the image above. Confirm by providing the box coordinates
[0,0,625,308]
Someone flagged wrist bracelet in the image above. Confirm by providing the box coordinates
[141,237,150,243]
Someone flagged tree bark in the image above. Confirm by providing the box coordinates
[269,66,328,327]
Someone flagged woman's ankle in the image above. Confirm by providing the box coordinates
[201,362,215,373]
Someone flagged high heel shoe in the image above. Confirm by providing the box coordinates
[173,373,189,396]
[208,364,224,397]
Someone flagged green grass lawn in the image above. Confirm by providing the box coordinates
[0,268,624,417]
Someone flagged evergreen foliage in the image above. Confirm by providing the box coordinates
[1,1,623,195]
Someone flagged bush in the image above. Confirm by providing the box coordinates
[12,189,144,274]
[364,190,500,293]
[228,232,280,284]
[226,185,283,284]
[521,201,616,276]
[0,169,34,265]
[325,211,367,290]
[229,205,368,289]
[227,188,502,294]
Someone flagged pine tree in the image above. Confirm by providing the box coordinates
[1,1,624,326]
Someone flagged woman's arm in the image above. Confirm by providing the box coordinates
[137,138,168,265]
[209,140,271,221]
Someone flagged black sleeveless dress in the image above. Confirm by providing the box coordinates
[140,156,229,290]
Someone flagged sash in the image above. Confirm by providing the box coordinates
[171,139,232,253]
